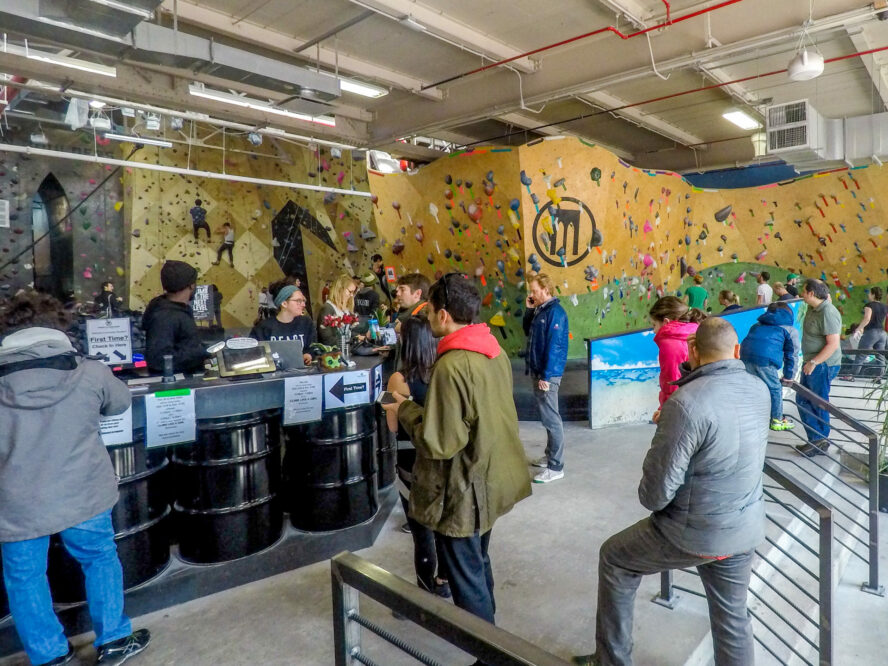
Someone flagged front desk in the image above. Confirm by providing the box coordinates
[0,357,398,656]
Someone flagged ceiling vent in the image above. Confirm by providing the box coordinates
[765,100,843,169]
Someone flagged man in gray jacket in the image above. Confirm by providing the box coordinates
[574,317,770,666]
[0,292,150,666]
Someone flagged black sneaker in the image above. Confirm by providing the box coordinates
[37,643,74,666]
[399,522,411,534]
[796,440,830,458]
[96,629,151,665]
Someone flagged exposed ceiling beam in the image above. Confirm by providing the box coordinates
[0,50,370,144]
[595,0,652,30]
[579,91,704,146]
[845,26,888,112]
[346,0,536,73]
[161,0,445,100]
[498,111,635,161]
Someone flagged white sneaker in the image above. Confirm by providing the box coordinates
[533,468,564,483]
[529,455,549,468]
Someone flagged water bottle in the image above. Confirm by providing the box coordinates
[369,317,379,342]
[162,354,175,383]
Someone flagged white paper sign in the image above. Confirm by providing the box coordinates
[283,375,323,425]
[86,317,133,364]
[145,389,196,447]
[99,406,133,447]
[324,370,370,410]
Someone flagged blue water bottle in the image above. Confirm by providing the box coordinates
[369,317,379,342]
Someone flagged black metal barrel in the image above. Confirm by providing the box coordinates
[47,434,171,603]
[284,404,378,531]
[376,406,397,489]
[172,411,283,564]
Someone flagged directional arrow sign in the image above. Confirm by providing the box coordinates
[324,370,370,409]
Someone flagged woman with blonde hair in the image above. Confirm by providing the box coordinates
[316,274,357,346]
[718,290,742,313]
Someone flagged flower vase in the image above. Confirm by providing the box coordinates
[339,329,351,362]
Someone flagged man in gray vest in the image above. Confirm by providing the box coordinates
[574,317,769,665]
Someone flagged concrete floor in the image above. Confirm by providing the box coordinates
[1,420,885,665]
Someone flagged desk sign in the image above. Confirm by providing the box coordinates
[371,364,383,401]
[99,406,133,447]
[145,388,196,447]
[324,370,370,410]
[283,375,323,425]
[86,317,132,364]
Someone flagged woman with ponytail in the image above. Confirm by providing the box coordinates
[649,296,707,419]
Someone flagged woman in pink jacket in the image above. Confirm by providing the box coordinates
[650,296,707,420]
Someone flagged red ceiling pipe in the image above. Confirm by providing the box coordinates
[421,0,742,90]
[466,43,888,147]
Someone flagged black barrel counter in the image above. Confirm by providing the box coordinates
[0,357,397,657]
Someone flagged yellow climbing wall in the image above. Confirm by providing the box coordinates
[123,137,377,329]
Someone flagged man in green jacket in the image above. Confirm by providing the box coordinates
[384,272,532,629]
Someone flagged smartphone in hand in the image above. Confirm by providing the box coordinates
[377,391,398,405]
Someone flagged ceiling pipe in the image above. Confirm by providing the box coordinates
[463,43,888,148]
[0,143,372,198]
[421,0,742,90]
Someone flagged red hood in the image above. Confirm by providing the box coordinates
[654,319,699,342]
[437,324,501,359]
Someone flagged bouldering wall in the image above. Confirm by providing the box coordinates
[369,137,888,358]
[368,147,528,354]
[124,136,377,329]
[0,129,126,303]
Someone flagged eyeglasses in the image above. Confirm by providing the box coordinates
[289,297,306,304]
[439,272,463,312]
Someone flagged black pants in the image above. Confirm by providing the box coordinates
[216,242,234,264]
[193,221,211,239]
[399,495,447,593]
[437,529,495,624]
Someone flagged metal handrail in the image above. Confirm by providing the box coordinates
[780,379,882,594]
[656,460,834,665]
[331,551,569,666]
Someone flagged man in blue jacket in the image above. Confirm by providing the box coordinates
[740,302,800,431]
[523,273,569,483]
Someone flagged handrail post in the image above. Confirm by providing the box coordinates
[332,560,361,666]
[652,570,677,609]
[819,507,833,665]
[863,426,885,596]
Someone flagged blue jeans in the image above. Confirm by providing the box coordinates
[849,329,888,378]
[1,510,131,665]
[596,518,754,666]
[743,362,783,420]
[797,364,840,443]
[533,375,565,471]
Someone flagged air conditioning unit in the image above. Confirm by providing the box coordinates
[765,99,843,169]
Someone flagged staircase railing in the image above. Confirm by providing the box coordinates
[331,551,569,666]
[656,460,834,665]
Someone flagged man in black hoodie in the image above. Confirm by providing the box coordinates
[142,261,208,374]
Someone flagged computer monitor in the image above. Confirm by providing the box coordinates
[267,339,305,370]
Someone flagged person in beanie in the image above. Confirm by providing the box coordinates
[382,273,531,643]
[785,273,801,297]
[142,260,208,374]
[0,291,151,666]
[523,273,569,484]
[354,271,381,317]
[740,302,800,430]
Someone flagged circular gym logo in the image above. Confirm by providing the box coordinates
[531,196,599,268]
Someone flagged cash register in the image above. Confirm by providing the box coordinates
[210,338,277,378]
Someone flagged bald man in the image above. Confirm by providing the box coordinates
[574,318,770,666]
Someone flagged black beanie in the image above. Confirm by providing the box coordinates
[161,260,197,293]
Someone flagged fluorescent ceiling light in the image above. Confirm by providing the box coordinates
[722,109,761,130]
[17,42,116,78]
[398,16,427,31]
[87,0,154,20]
[339,78,388,99]
[188,83,335,127]
[103,133,172,148]
[89,100,106,109]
